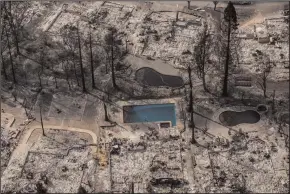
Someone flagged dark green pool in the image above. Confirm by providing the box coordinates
[219,110,260,126]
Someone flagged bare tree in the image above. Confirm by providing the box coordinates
[104,27,123,89]
[256,54,273,98]
[2,1,33,55]
[271,90,276,113]
[213,1,219,11]
[5,25,16,84]
[88,25,96,88]
[222,1,238,97]
[187,1,191,9]
[1,49,8,80]
[3,1,20,55]
[37,70,43,89]
[77,186,87,194]
[193,23,211,92]
[0,23,8,80]
[104,102,109,122]
[187,65,196,144]
[61,60,71,90]
[60,24,80,86]
[39,105,45,136]
[77,24,86,93]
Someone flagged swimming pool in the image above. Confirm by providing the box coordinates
[123,103,177,126]
[219,110,260,126]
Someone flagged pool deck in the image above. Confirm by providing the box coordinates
[207,106,267,139]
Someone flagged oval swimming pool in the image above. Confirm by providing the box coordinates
[219,110,260,127]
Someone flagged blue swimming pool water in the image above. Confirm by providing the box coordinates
[123,103,176,126]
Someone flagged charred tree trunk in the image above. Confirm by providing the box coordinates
[77,25,86,93]
[72,58,80,87]
[201,40,208,92]
[213,1,218,11]
[105,53,109,74]
[272,90,276,113]
[40,48,44,72]
[111,31,117,89]
[1,52,8,80]
[187,66,196,144]
[4,2,20,55]
[65,67,71,90]
[89,28,96,88]
[222,18,231,97]
[23,98,29,117]
[131,182,134,194]
[5,27,16,84]
[202,73,207,92]
[39,105,45,136]
[38,70,42,89]
[190,106,196,144]
[0,23,7,80]
[104,102,109,121]
[263,72,267,98]
[187,66,193,112]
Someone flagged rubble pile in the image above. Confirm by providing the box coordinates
[110,128,189,193]
[1,129,94,193]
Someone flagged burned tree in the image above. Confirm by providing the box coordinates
[105,27,118,89]
[1,26,8,80]
[257,54,274,98]
[213,1,218,11]
[88,26,96,89]
[60,24,81,87]
[4,25,17,84]
[77,24,86,93]
[39,104,45,136]
[181,51,197,144]
[193,23,212,92]
[222,1,238,97]
[2,1,20,55]
[187,65,196,144]
[104,27,124,89]
[104,102,109,122]
[2,1,33,55]
[37,70,43,89]
[77,186,87,194]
